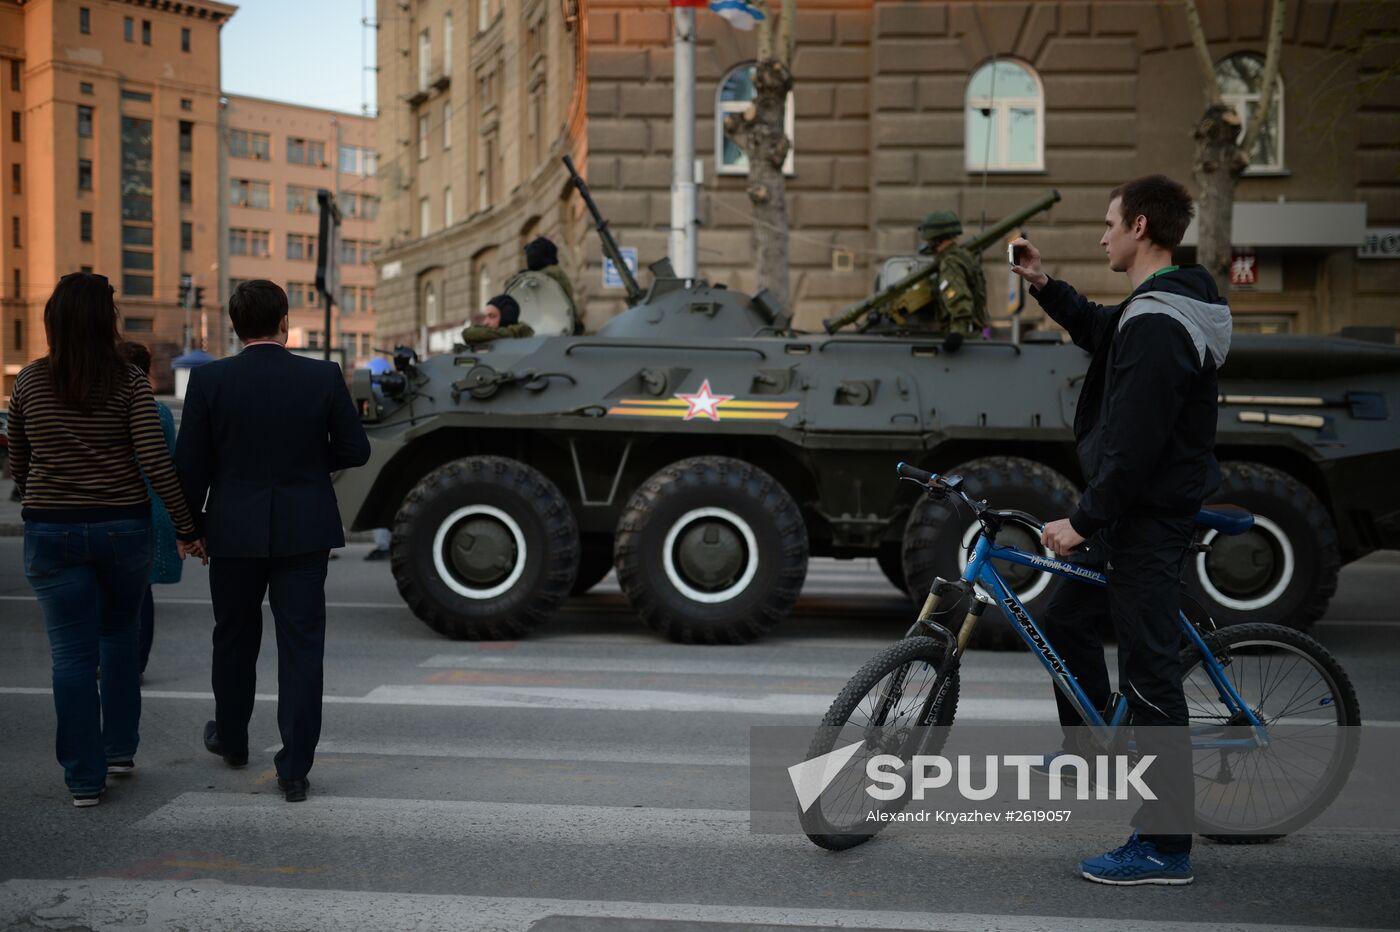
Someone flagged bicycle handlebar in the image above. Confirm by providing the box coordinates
[895,461,935,484]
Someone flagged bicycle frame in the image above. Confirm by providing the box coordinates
[962,535,1266,751]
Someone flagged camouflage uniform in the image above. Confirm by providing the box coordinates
[460,322,536,344]
[917,211,988,335]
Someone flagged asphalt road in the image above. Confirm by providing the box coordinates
[1,539,1397,931]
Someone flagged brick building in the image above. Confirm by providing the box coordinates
[0,0,233,394]
[222,95,379,367]
[375,0,1398,345]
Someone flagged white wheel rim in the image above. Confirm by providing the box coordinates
[432,505,528,600]
[958,520,1053,604]
[661,507,760,604]
[1196,514,1295,611]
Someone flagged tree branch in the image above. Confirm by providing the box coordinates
[1241,0,1287,157]
[779,0,795,68]
[1180,0,1223,105]
[756,0,774,63]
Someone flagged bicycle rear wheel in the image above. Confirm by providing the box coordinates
[800,636,959,851]
[1180,622,1360,843]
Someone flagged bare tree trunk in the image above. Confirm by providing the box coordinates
[1182,0,1287,298]
[723,0,796,313]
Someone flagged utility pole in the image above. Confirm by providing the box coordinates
[669,7,698,279]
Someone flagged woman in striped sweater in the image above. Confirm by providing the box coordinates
[7,273,204,807]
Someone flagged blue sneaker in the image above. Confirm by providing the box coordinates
[1080,834,1194,885]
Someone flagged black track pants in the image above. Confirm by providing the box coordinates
[1039,512,1197,853]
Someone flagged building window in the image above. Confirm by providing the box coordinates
[444,186,454,228]
[339,144,376,176]
[11,216,19,248]
[78,105,93,138]
[124,16,133,41]
[443,12,453,75]
[229,129,271,160]
[11,163,21,195]
[287,282,316,309]
[418,29,431,91]
[443,101,452,149]
[141,20,151,45]
[287,184,315,214]
[124,317,154,333]
[181,221,192,251]
[478,134,496,208]
[81,82,93,95]
[123,275,153,296]
[230,178,270,209]
[965,59,1044,173]
[424,282,439,326]
[12,319,21,351]
[287,232,316,262]
[179,171,192,204]
[180,98,193,111]
[81,211,93,242]
[339,238,359,266]
[419,196,431,238]
[477,0,496,33]
[122,225,152,246]
[181,27,190,52]
[474,253,493,313]
[287,136,326,166]
[77,159,91,191]
[229,228,270,258]
[1217,53,1285,172]
[80,7,90,33]
[122,249,154,270]
[418,114,429,160]
[715,63,795,176]
[9,111,18,143]
[179,120,193,153]
[121,89,152,103]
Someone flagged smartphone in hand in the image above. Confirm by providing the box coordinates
[1007,242,1018,266]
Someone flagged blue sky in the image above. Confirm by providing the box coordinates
[221,0,376,115]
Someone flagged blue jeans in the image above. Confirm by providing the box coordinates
[24,517,152,795]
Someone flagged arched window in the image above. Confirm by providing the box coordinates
[964,59,1044,173]
[1216,53,1284,172]
[715,63,795,176]
[423,282,439,326]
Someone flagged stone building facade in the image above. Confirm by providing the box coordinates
[373,0,1398,345]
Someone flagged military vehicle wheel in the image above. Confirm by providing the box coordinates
[902,456,1080,650]
[391,456,579,639]
[572,535,616,595]
[1187,462,1339,632]
[615,456,808,644]
[876,543,906,593]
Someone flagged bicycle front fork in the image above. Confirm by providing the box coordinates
[908,577,991,660]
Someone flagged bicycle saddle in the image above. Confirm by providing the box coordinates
[1195,505,1254,536]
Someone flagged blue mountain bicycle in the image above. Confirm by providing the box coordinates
[801,462,1361,851]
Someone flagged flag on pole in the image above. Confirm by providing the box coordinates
[709,0,765,30]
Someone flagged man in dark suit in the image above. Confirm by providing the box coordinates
[176,280,370,802]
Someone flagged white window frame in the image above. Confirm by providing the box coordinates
[443,12,453,76]
[419,196,431,238]
[715,63,795,177]
[418,29,431,91]
[444,186,454,228]
[964,59,1045,173]
[418,114,429,161]
[1217,53,1285,174]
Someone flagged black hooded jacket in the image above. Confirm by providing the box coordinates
[1031,265,1232,537]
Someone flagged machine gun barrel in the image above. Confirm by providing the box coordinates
[563,155,644,305]
[822,189,1061,334]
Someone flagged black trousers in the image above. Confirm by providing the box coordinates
[209,551,330,781]
[1040,512,1196,853]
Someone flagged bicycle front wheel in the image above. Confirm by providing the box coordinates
[1181,622,1361,843]
[800,636,959,851]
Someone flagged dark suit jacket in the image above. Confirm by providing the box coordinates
[175,344,371,558]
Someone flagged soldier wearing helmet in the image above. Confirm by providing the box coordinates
[917,210,987,335]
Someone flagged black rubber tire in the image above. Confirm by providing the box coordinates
[902,456,1080,651]
[802,637,960,851]
[1187,462,1340,632]
[571,535,615,595]
[615,456,807,644]
[875,543,906,593]
[1179,622,1360,843]
[390,456,578,639]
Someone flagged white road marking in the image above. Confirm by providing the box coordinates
[0,878,1378,932]
[299,739,750,767]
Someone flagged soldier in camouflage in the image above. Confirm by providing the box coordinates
[918,211,988,335]
[460,294,535,344]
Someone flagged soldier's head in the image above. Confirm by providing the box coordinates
[1102,175,1194,272]
[918,211,962,255]
[524,237,559,272]
[483,294,521,329]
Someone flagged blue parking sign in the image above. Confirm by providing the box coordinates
[603,248,638,289]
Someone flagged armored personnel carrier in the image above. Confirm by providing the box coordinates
[337,161,1400,647]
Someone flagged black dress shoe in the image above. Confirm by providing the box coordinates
[277,777,310,802]
[202,720,248,768]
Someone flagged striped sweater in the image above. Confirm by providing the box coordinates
[7,359,197,538]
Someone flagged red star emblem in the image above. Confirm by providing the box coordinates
[675,379,734,422]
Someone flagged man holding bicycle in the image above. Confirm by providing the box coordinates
[1010,175,1232,885]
